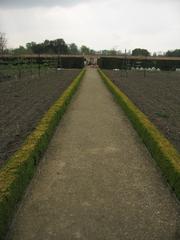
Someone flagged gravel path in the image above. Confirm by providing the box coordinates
[7,68,180,240]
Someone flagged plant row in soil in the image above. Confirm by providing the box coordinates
[104,70,180,153]
[0,69,81,166]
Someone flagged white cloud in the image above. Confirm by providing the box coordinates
[0,0,179,52]
[0,0,84,8]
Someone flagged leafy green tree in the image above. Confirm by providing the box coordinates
[68,43,79,54]
[26,42,36,50]
[166,49,180,57]
[51,39,68,54]
[80,45,90,55]
[25,39,68,54]
[132,48,150,56]
[0,32,7,54]
[13,46,29,54]
[31,43,44,54]
[89,49,96,55]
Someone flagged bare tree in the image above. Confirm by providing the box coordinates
[0,32,7,54]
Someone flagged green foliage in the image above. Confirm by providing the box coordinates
[97,56,180,70]
[0,69,85,239]
[166,49,180,57]
[98,68,180,200]
[12,39,69,55]
[13,46,32,55]
[132,48,150,56]
[80,45,91,55]
[0,32,7,54]
[60,57,85,68]
[79,45,95,55]
[30,39,68,54]
[97,57,125,69]
[68,43,79,55]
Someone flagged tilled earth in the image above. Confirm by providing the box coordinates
[0,69,81,166]
[104,70,180,152]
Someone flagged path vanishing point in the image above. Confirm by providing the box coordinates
[7,68,180,240]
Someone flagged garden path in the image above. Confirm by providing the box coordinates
[8,68,180,240]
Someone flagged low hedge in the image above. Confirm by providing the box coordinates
[0,69,85,239]
[98,68,180,200]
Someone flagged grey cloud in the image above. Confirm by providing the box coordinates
[1,0,179,52]
[0,0,86,8]
[137,0,179,2]
[1,0,179,9]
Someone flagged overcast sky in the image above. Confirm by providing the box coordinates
[0,0,179,52]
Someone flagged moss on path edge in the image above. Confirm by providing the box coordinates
[0,69,85,239]
[98,68,180,201]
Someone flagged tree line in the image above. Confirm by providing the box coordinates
[0,32,180,57]
[1,36,96,55]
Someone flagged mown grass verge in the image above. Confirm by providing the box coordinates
[98,68,180,200]
[0,69,85,239]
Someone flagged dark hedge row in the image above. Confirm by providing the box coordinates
[97,57,180,70]
[98,69,180,201]
[0,56,85,69]
[0,69,85,239]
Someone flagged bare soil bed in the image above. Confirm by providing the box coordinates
[0,69,81,166]
[104,70,180,152]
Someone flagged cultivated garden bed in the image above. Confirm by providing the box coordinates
[104,70,180,152]
[0,69,81,166]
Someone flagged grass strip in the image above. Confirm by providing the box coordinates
[0,68,85,239]
[98,68,180,200]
